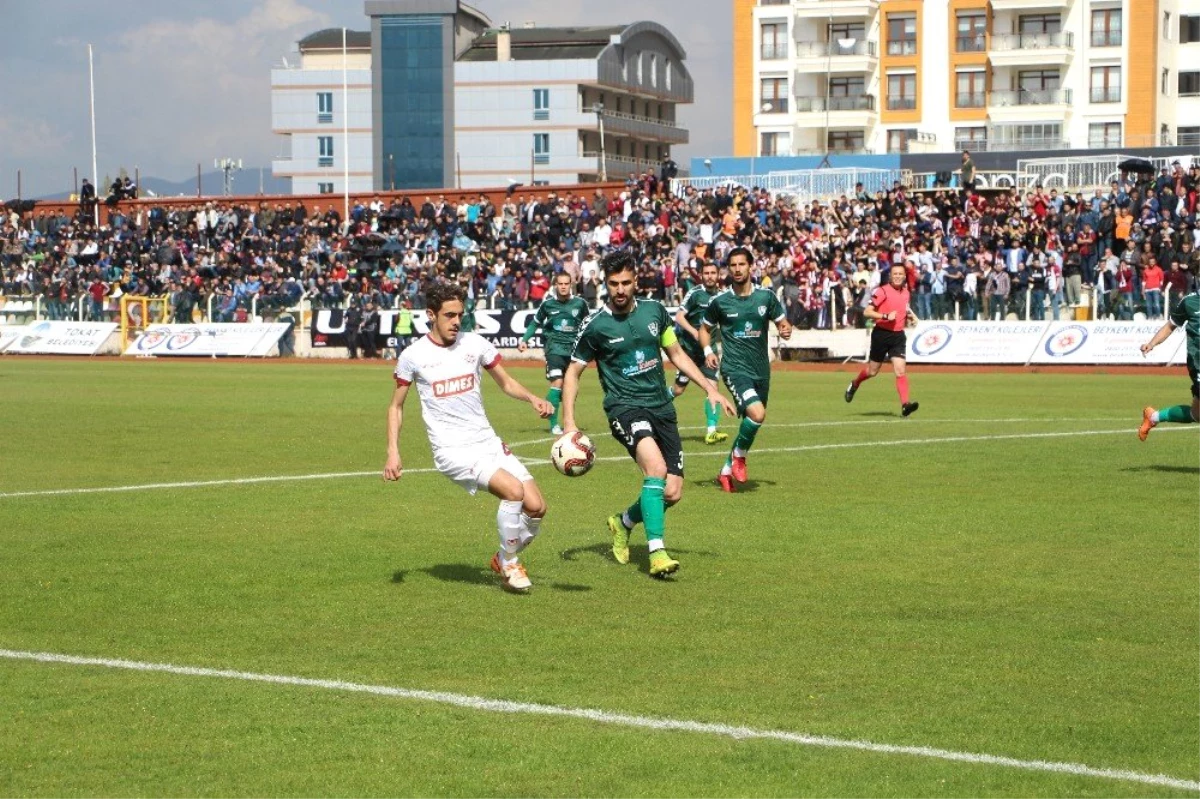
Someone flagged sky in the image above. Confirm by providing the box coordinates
[0,0,732,199]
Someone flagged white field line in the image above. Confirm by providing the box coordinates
[0,649,1195,792]
[0,426,1192,500]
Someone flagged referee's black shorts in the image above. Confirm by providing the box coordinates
[869,327,907,363]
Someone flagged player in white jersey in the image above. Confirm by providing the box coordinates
[384,283,553,593]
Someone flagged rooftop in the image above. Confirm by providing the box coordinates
[458,26,624,62]
[298,29,372,52]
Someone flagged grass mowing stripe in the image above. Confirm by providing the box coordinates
[1,426,1192,500]
[2,648,1196,793]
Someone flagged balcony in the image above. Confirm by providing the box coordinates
[1089,86,1122,104]
[885,39,917,56]
[886,96,916,111]
[989,0,1076,9]
[1090,30,1122,47]
[955,93,987,109]
[592,108,689,145]
[792,39,877,73]
[791,94,877,128]
[955,34,986,53]
[989,31,1074,66]
[793,0,878,19]
[987,88,1073,122]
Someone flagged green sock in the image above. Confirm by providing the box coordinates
[732,416,762,456]
[624,498,643,528]
[704,399,720,429]
[547,387,562,428]
[640,477,666,544]
[1161,404,1196,424]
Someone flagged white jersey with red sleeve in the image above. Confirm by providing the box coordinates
[393,332,502,452]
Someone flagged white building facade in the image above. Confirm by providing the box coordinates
[736,0,1197,156]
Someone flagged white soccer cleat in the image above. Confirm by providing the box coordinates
[490,553,532,593]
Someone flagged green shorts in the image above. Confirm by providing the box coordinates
[722,372,769,415]
[545,352,571,383]
[607,403,684,477]
[673,338,718,386]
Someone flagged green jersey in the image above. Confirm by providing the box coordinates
[677,285,719,346]
[461,296,477,333]
[702,286,786,381]
[571,299,676,413]
[1170,291,1200,363]
[523,295,591,358]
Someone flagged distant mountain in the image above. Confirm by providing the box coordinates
[34,168,292,201]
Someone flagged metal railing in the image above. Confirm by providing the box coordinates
[988,88,1072,106]
[990,31,1074,50]
[1089,87,1121,103]
[886,39,917,55]
[670,167,903,204]
[886,96,917,111]
[1090,30,1122,47]
[793,40,877,57]
[956,34,986,52]
[955,93,986,108]
[793,94,876,112]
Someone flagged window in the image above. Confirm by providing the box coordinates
[760,77,788,113]
[1163,68,1170,95]
[760,131,790,156]
[1018,14,1061,34]
[886,72,917,110]
[1180,72,1200,96]
[533,133,550,164]
[665,58,672,90]
[637,52,643,84]
[886,129,917,154]
[317,92,333,124]
[317,182,334,194]
[317,136,334,168]
[1179,126,1200,146]
[1088,122,1122,148]
[828,130,865,152]
[760,22,786,60]
[991,122,1063,148]
[1091,9,1122,47]
[829,21,866,53]
[956,71,986,108]
[1018,69,1061,96]
[1183,15,1200,43]
[886,15,917,55]
[1090,66,1121,103]
[954,126,987,151]
[829,76,865,96]
[533,88,549,120]
[650,54,658,88]
[622,53,628,81]
[956,13,986,52]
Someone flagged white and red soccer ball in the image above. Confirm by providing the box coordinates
[550,432,595,477]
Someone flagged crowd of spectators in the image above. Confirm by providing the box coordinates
[1,158,1198,331]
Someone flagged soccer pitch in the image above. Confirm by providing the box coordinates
[1,358,1197,798]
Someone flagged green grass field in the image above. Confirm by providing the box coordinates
[1,358,1197,797]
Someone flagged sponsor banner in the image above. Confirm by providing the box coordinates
[311,308,543,350]
[0,325,25,353]
[4,321,117,355]
[906,321,1049,364]
[125,324,289,357]
[1030,321,1187,365]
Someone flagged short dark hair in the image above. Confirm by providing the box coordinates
[600,249,637,278]
[426,283,466,312]
[727,246,753,264]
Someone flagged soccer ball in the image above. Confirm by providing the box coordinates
[551,431,595,477]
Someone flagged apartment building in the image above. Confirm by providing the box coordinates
[734,0,1197,156]
[270,1,692,194]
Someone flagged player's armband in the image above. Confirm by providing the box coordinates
[660,326,678,348]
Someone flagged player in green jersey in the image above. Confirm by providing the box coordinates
[519,272,591,434]
[562,250,734,578]
[1138,288,1199,440]
[673,260,729,445]
[698,247,792,493]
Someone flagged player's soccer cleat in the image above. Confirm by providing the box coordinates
[649,550,680,578]
[550,425,564,435]
[1138,406,1156,441]
[844,381,857,403]
[490,552,532,593]
[705,430,729,445]
[901,401,920,417]
[730,455,748,483]
[717,473,736,493]
[607,514,631,564]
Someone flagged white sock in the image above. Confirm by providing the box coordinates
[517,512,542,552]
[720,462,733,476]
[1150,410,1161,425]
[496,500,523,564]
[620,510,635,530]
[707,425,716,434]
[647,539,665,554]
[732,446,746,458]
